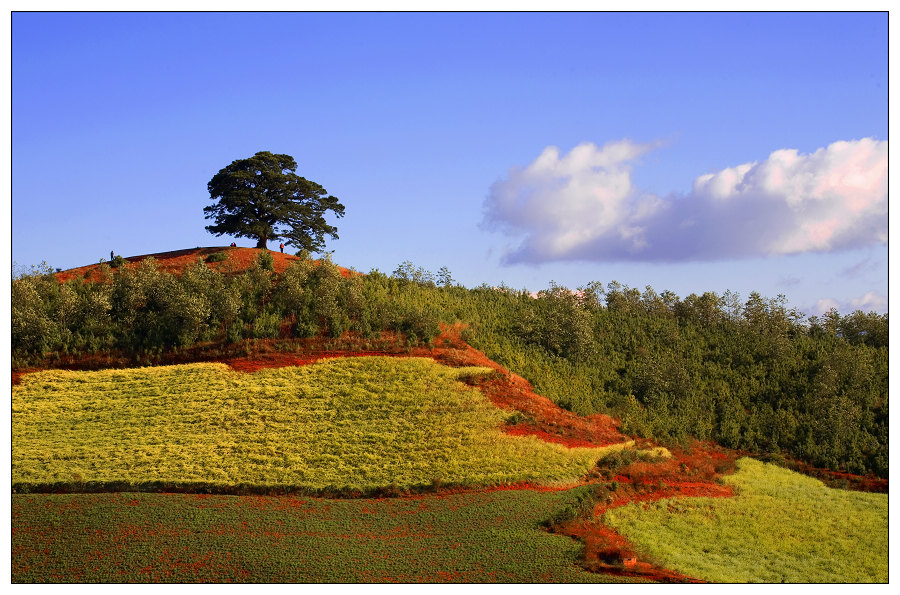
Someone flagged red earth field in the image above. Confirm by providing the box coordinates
[15,248,887,582]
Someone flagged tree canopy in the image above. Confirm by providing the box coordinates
[204,151,345,251]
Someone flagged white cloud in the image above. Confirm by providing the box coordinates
[483,138,887,263]
[810,298,841,316]
[808,291,887,316]
[482,139,662,259]
[849,291,888,313]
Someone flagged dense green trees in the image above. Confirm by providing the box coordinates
[461,280,888,477]
[11,258,888,478]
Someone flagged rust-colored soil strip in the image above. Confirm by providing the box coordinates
[54,246,356,283]
[553,442,741,584]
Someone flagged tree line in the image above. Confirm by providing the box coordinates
[12,256,888,478]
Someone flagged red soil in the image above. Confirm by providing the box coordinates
[551,441,741,583]
[10,333,414,383]
[12,369,38,386]
[54,246,356,283]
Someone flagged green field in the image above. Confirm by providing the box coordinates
[604,457,888,583]
[13,357,632,492]
[11,488,635,583]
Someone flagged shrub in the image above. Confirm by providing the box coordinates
[251,310,281,339]
[596,448,665,472]
[394,307,441,345]
[11,276,58,354]
[109,255,128,269]
[206,252,228,263]
[541,485,597,529]
[505,412,524,425]
[227,323,245,344]
[257,250,275,271]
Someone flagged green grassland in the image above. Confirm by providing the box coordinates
[12,488,634,583]
[604,457,888,583]
[12,357,632,492]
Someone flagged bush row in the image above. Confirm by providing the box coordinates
[11,254,441,360]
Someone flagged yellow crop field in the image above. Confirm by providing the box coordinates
[13,357,632,492]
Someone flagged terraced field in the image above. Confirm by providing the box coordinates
[12,357,638,492]
[11,351,887,583]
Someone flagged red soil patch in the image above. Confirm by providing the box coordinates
[548,440,741,583]
[12,369,38,386]
[563,521,705,583]
[11,333,414,383]
[503,426,601,449]
[54,246,356,283]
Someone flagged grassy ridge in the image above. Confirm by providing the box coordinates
[13,357,632,492]
[604,458,888,583]
[11,489,634,583]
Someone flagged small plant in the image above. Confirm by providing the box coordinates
[596,447,666,473]
[109,255,127,269]
[251,311,281,339]
[505,412,524,425]
[542,484,597,529]
[226,324,245,344]
[293,318,319,338]
[257,251,275,271]
[206,252,228,263]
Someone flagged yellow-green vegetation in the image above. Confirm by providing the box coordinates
[13,357,631,492]
[604,457,888,583]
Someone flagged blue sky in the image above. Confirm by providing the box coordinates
[11,12,889,316]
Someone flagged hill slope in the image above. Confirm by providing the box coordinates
[54,246,354,282]
[12,357,643,492]
[12,246,889,583]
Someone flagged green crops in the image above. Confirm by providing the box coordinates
[13,357,630,491]
[11,489,638,583]
[604,457,888,583]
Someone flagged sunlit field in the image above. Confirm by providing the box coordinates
[604,457,888,583]
[12,357,632,492]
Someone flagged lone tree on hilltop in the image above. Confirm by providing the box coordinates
[204,151,345,251]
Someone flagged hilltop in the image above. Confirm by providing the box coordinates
[53,246,355,283]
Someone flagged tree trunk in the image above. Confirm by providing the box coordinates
[256,237,268,249]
